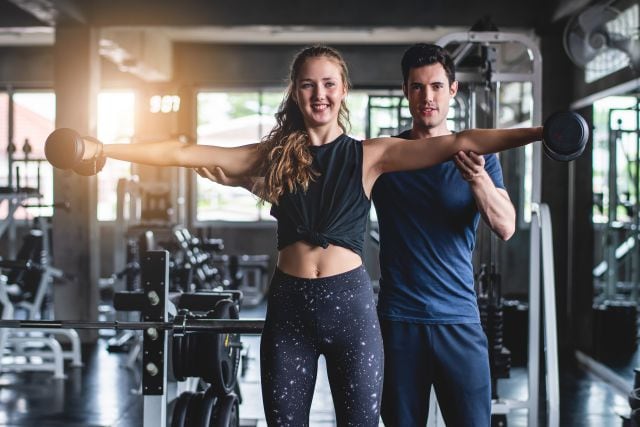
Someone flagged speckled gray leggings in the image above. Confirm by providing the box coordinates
[260,266,383,427]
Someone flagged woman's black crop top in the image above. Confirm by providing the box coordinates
[270,134,371,256]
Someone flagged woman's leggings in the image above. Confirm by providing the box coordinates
[260,265,383,427]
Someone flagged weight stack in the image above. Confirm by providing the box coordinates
[592,300,638,361]
[488,304,511,379]
[503,299,528,366]
[478,295,489,333]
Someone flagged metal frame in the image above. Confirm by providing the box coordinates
[436,31,559,427]
[141,251,169,427]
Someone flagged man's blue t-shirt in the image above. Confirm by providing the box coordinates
[372,131,505,324]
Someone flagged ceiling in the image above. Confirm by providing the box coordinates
[0,24,493,46]
[0,0,588,48]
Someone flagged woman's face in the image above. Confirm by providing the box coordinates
[294,57,347,129]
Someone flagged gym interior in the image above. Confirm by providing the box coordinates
[0,0,639,425]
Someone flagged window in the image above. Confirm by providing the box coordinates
[0,92,55,219]
[97,91,135,221]
[195,90,282,222]
[592,96,639,224]
[0,93,9,188]
[0,90,135,222]
[345,91,369,139]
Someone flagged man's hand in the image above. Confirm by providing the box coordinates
[194,166,250,188]
[454,151,486,183]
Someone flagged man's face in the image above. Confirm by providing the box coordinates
[403,63,458,132]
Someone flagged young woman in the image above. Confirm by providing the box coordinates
[71,46,541,426]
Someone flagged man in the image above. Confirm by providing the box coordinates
[371,43,515,426]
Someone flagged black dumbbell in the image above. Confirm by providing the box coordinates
[44,128,106,176]
[543,111,589,162]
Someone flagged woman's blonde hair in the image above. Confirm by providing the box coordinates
[256,46,351,204]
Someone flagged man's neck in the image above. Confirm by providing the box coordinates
[409,124,451,140]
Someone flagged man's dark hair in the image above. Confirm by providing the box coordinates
[401,43,455,86]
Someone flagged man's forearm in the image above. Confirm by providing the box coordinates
[470,175,515,240]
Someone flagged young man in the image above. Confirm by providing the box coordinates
[371,43,516,426]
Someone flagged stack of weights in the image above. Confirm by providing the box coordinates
[476,264,512,396]
[593,300,638,361]
[502,299,528,366]
[171,299,241,427]
[124,237,141,291]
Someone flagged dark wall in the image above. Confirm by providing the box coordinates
[0,47,53,87]
[173,43,408,89]
[0,46,144,89]
[81,0,549,28]
[0,43,429,90]
[570,106,595,354]
[0,2,46,26]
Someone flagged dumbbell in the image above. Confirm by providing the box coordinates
[542,111,589,161]
[44,128,106,176]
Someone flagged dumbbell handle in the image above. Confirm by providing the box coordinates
[82,136,103,160]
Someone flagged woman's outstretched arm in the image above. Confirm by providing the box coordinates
[364,127,542,175]
[99,139,261,179]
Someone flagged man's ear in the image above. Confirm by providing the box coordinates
[402,83,408,98]
[450,80,458,97]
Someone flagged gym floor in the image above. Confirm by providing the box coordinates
[0,301,629,426]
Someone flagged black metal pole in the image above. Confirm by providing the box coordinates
[0,318,264,333]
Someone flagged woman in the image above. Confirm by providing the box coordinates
[74,46,541,426]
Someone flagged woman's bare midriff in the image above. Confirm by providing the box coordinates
[276,241,363,278]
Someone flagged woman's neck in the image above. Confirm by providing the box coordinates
[306,123,344,146]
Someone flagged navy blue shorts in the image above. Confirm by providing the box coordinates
[380,320,490,427]
[261,266,384,426]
